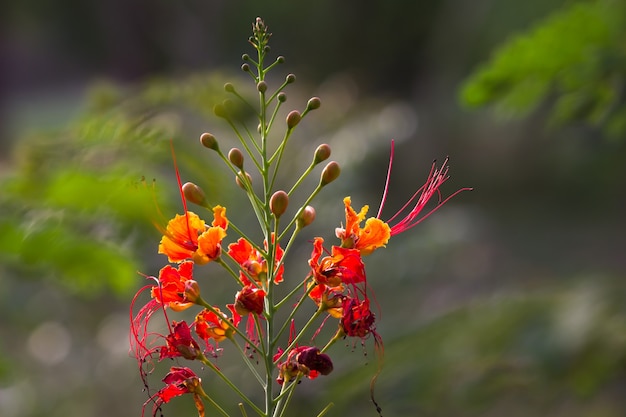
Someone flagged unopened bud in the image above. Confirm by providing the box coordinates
[241,63,251,73]
[320,161,341,186]
[182,182,207,206]
[297,205,316,228]
[306,97,321,111]
[224,83,235,93]
[200,132,219,151]
[297,347,333,376]
[242,54,250,61]
[235,171,252,189]
[228,148,244,169]
[286,74,296,84]
[277,92,287,102]
[286,110,301,129]
[213,103,227,119]
[184,280,201,303]
[270,190,289,218]
[313,144,331,164]
[257,81,267,93]
[276,56,285,64]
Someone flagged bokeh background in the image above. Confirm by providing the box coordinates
[2,1,626,416]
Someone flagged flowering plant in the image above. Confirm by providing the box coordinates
[130,17,470,417]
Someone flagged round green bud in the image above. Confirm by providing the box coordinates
[213,103,227,119]
[320,161,341,186]
[184,280,201,303]
[257,81,268,93]
[286,73,296,84]
[276,56,285,64]
[263,46,271,54]
[200,132,219,151]
[242,54,250,61]
[182,182,208,206]
[235,171,252,189]
[306,97,321,110]
[297,205,316,228]
[241,63,251,73]
[224,83,235,93]
[313,144,331,164]
[228,148,244,169]
[286,110,301,129]
[270,190,289,218]
[277,92,287,102]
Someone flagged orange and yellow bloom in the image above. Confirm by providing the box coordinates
[159,206,228,265]
[195,307,235,343]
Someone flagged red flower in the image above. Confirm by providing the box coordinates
[227,234,284,285]
[275,346,333,385]
[340,297,376,339]
[308,281,344,318]
[232,284,266,316]
[308,237,366,287]
[150,261,197,311]
[143,367,206,417]
[376,140,472,236]
[159,321,202,361]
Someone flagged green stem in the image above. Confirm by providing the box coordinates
[199,355,265,416]
[231,336,266,387]
[273,308,323,365]
[198,391,232,417]
[278,183,323,241]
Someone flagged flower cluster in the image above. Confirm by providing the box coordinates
[130,17,470,417]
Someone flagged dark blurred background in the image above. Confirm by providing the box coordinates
[2,1,626,416]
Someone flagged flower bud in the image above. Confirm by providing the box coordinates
[320,161,340,186]
[242,53,250,61]
[270,190,289,218]
[184,280,201,304]
[276,56,285,64]
[213,103,227,118]
[200,132,219,151]
[257,81,267,93]
[277,92,287,102]
[235,171,252,189]
[286,110,301,129]
[234,285,266,316]
[241,63,251,73]
[306,97,321,111]
[297,347,333,376]
[313,144,331,165]
[297,205,316,228]
[182,182,207,206]
[224,82,235,93]
[228,148,244,169]
[286,73,296,84]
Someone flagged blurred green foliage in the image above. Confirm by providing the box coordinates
[460,0,626,138]
[0,73,233,296]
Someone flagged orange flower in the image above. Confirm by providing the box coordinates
[195,307,234,343]
[336,197,390,256]
[159,206,228,264]
[227,234,284,284]
[309,237,366,286]
[150,261,196,312]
